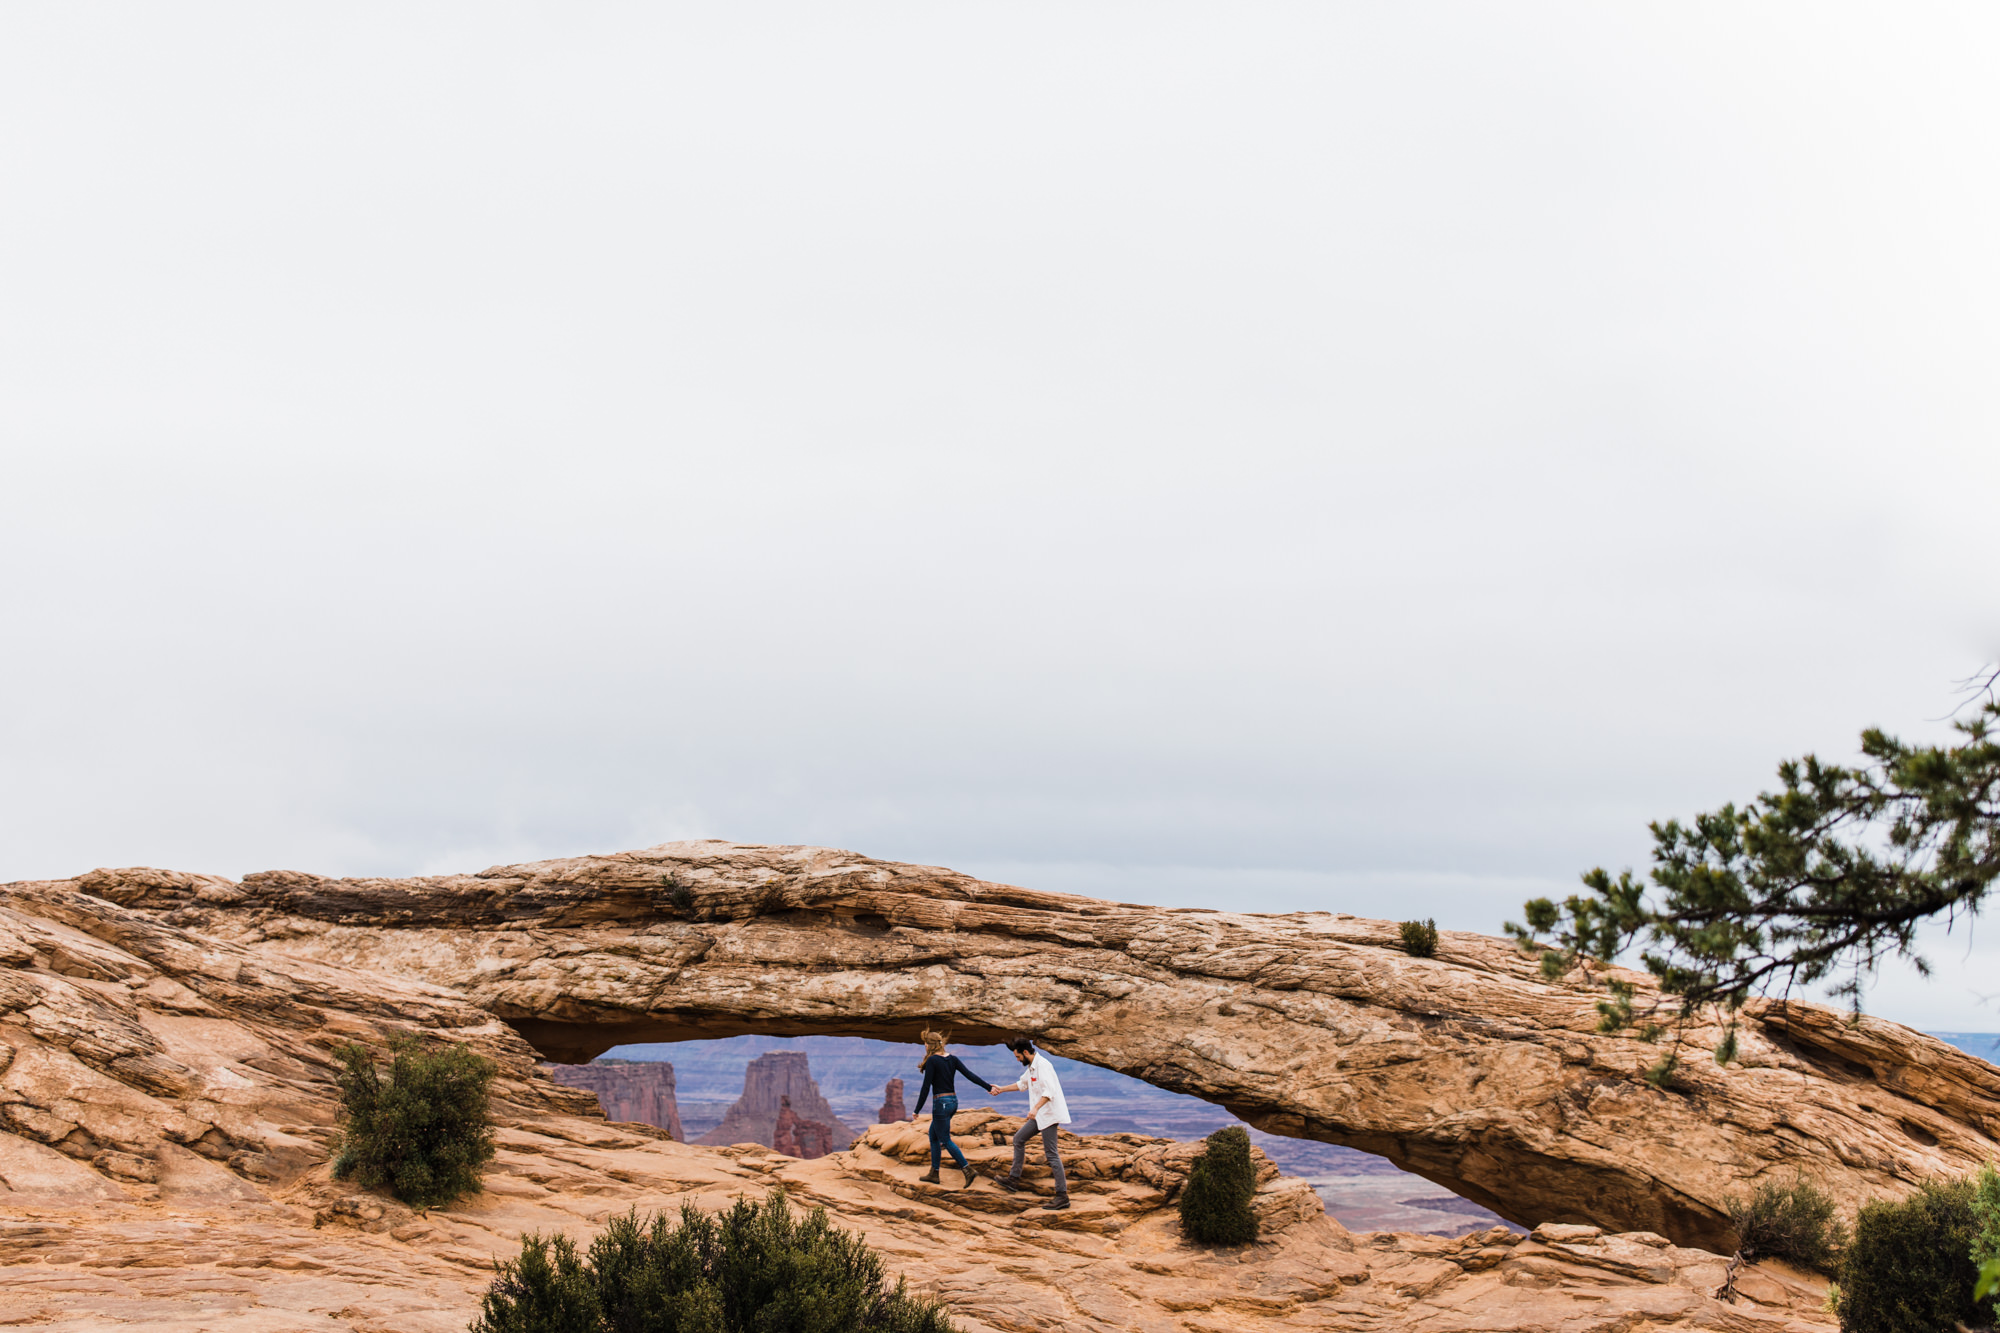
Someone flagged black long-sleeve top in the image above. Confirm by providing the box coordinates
[912,1053,993,1116]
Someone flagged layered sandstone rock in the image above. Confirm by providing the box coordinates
[0,853,1861,1331]
[695,1050,856,1151]
[87,839,2000,1250]
[545,1058,684,1140]
[879,1076,909,1124]
[0,871,595,1219]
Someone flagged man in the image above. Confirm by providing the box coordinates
[987,1035,1070,1210]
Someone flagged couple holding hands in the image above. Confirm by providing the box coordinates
[911,1028,1072,1211]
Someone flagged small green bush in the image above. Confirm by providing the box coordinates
[332,1035,496,1210]
[1839,1176,1982,1333]
[661,873,695,916]
[1398,919,1439,958]
[1179,1126,1259,1246]
[1975,1164,2000,1324]
[471,1188,955,1333]
[1726,1172,1846,1271]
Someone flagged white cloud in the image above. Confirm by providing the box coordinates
[3,3,1997,1029]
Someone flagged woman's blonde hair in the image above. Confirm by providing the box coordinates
[919,1027,950,1064]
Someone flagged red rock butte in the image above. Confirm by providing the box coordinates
[696,1050,854,1152]
[544,1059,684,1142]
[12,839,2000,1254]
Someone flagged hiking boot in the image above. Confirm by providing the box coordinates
[958,1165,978,1190]
[1041,1195,1071,1211]
[918,1170,941,1184]
[997,1176,1025,1193]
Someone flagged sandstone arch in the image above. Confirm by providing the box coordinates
[53,841,2000,1250]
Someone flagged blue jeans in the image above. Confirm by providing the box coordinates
[928,1095,968,1173]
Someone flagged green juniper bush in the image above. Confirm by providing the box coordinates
[1974,1164,2000,1326]
[1178,1126,1259,1246]
[332,1035,497,1210]
[1725,1172,1846,1272]
[471,1187,955,1333]
[1837,1176,1983,1333]
[1398,918,1439,958]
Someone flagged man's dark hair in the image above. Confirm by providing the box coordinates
[1005,1037,1036,1055]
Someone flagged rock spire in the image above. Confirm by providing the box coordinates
[694,1051,856,1152]
[878,1077,909,1124]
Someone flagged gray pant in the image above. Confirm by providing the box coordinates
[1009,1118,1068,1197]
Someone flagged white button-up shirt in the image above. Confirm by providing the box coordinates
[1023,1053,1071,1129]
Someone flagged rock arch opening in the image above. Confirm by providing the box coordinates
[539,1028,1523,1237]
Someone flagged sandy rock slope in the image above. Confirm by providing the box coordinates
[2,1105,1835,1333]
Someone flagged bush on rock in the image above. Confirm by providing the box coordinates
[472,1188,955,1333]
[1398,919,1439,958]
[1975,1164,2000,1326]
[1179,1125,1260,1245]
[1838,1176,1982,1333]
[1726,1172,1846,1271]
[332,1035,496,1210]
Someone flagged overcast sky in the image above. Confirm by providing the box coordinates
[4,5,1996,1028]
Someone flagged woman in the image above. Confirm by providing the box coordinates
[911,1028,992,1189]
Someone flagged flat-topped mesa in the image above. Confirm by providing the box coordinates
[31,840,2000,1251]
[545,1059,684,1141]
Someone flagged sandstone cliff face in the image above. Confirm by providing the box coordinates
[696,1050,856,1151]
[879,1076,909,1124]
[112,840,2000,1250]
[545,1059,683,1141]
[0,870,593,1215]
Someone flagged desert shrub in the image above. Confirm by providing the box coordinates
[332,1035,496,1209]
[471,1188,954,1333]
[1838,1176,1982,1333]
[661,873,695,916]
[1725,1172,1846,1271]
[1398,918,1439,958]
[1179,1126,1259,1245]
[1976,1164,2000,1324]
[472,1230,603,1333]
